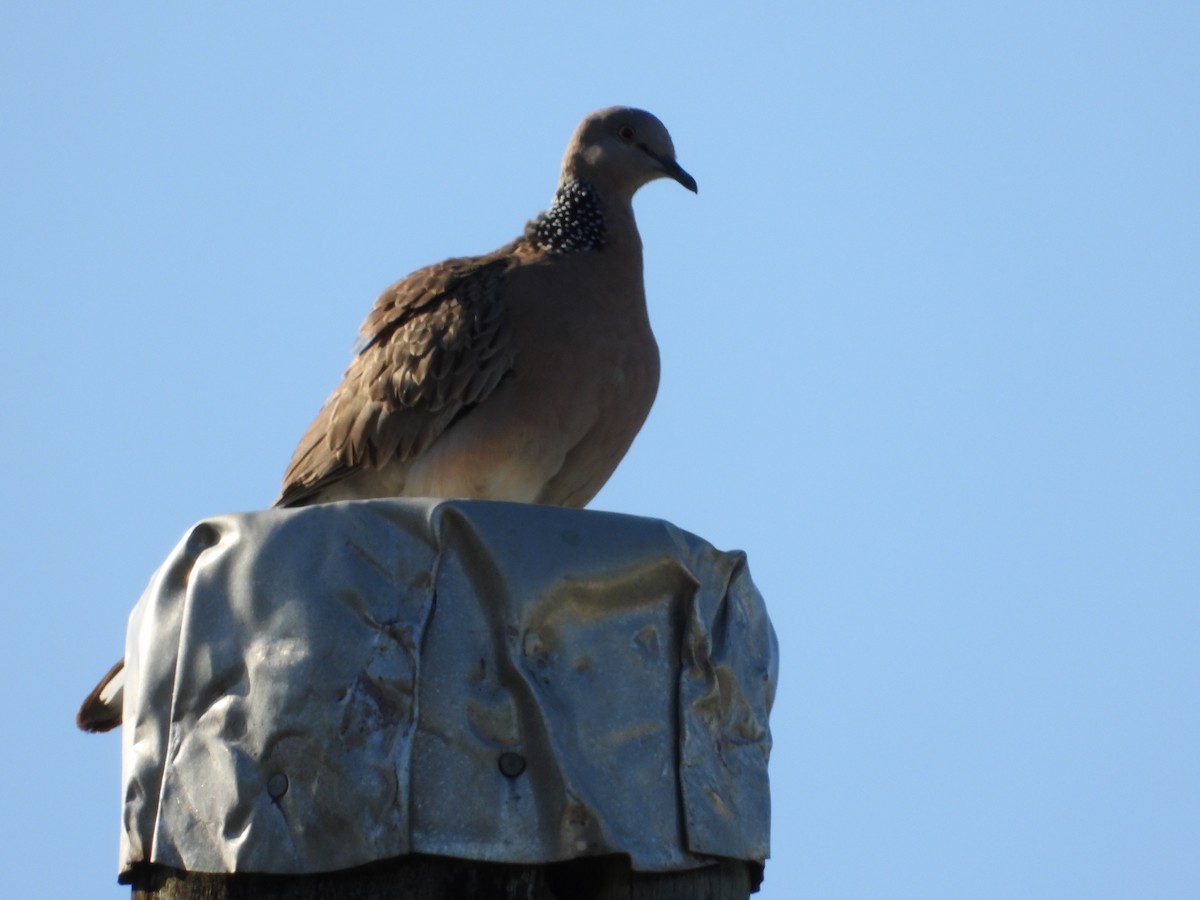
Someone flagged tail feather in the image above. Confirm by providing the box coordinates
[77,658,125,733]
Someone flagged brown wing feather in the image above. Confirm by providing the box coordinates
[274,248,519,507]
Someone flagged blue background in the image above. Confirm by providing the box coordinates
[2,3,1196,897]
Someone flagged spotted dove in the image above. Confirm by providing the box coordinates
[77,106,696,732]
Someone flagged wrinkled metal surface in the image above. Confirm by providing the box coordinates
[119,499,777,877]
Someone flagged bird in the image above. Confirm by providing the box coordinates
[76,106,696,733]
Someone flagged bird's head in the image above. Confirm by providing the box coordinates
[561,107,698,200]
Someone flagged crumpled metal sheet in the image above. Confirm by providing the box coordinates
[118,499,777,877]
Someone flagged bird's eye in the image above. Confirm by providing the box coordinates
[617,125,635,142]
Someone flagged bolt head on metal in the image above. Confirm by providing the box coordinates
[267,772,289,799]
[498,752,526,778]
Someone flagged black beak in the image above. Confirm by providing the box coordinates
[643,146,698,193]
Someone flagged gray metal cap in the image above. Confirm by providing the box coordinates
[118,499,777,877]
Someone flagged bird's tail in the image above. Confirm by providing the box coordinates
[77,658,125,733]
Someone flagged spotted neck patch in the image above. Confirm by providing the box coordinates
[531,179,607,253]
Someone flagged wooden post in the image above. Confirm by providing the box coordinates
[128,855,755,899]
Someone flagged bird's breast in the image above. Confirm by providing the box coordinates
[400,257,660,508]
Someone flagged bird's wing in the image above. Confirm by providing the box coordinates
[275,250,518,507]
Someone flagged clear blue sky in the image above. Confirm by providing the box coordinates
[3,3,1197,898]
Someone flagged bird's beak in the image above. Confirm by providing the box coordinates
[643,146,698,193]
[665,159,698,194]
